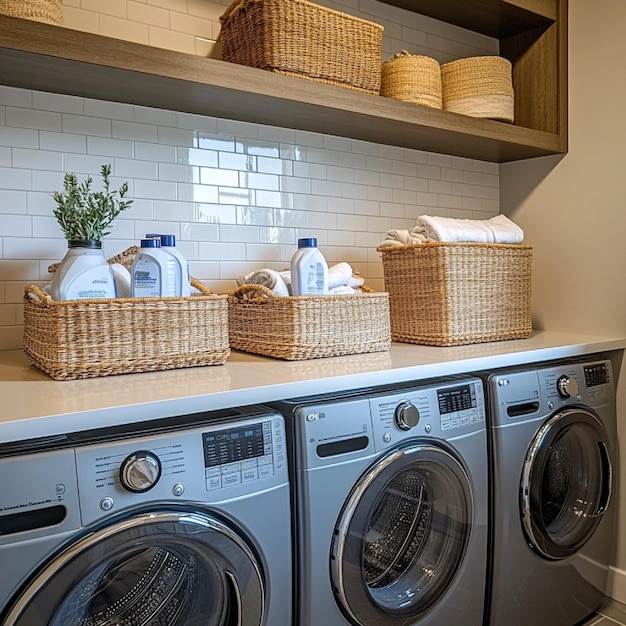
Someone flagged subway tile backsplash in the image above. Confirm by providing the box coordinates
[0,0,501,350]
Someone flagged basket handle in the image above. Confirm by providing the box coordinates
[220,0,260,22]
[24,284,53,304]
[231,283,279,301]
[191,277,214,296]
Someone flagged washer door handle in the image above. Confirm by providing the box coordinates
[225,569,243,626]
[594,441,612,517]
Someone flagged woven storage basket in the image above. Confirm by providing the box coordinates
[378,242,532,346]
[23,252,230,380]
[219,0,384,95]
[441,56,514,122]
[0,0,63,24]
[381,51,442,109]
[228,284,391,360]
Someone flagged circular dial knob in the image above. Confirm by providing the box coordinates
[394,401,420,431]
[119,450,162,493]
[556,375,579,399]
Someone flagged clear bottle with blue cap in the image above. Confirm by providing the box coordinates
[290,237,329,296]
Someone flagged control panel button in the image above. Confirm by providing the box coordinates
[394,401,420,431]
[557,375,579,399]
[119,450,162,493]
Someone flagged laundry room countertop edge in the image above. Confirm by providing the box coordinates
[0,330,624,443]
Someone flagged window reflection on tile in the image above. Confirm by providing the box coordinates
[177,147,218,167]
[260,227,296,245]
[218,187,254,206]
[275,208,307,228]
[242,139,280,158]
[195,203,237,224]
[198,132,236,153]
[256,191,293,210]
[237,206,273,226]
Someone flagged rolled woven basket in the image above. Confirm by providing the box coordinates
[381,51,442,109]
[0,0,63,24]
[441,56,514,122]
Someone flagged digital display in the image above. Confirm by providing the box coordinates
[203,423,265,468]
[584,364,609,387]
[437,385,475,414]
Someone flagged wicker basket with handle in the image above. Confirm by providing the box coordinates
[228,284,391,360]
[378,242,532,346]
[0,0,63,24]
[23,249,230,380]
[219,0,384,95]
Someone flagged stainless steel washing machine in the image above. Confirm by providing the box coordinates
[274,376,488,626]
[487,358,617,626]
[0,406,291,626]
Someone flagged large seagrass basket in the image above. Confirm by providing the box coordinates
[23,248,230,380]
[0,0,63,24]
[220,0,384,94]
[378,242,532,346]
[228,284,391,360]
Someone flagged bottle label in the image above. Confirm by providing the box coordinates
[305,261,326,294]
[133,258,161,297]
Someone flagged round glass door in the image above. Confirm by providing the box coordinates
[2,509,265,626]
[331,441,473,626]
[520,408,612,560]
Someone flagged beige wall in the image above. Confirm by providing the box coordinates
[500,0,626,600]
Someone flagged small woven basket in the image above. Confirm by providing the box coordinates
[0,0,63,24]
[378,242,532,346]
[219,0,384,95]
[441,56,514,122]
[23,250,230,380]
[228,284,391,360]
[381,51,442,109]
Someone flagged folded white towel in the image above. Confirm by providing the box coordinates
[236,269,291,297]
[413,214,524,244]
[378,228,424,248]
[328,262,353,290]
[330,285,359,295]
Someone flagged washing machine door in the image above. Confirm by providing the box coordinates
[521,407,612,560]
[1,509,264,626]
[331,441,472,626]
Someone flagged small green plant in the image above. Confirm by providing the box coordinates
[52,164,133,241]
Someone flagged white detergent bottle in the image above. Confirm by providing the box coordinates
[290,237,329,296]
[51,240,117,301]
[131,238,178,297]
[146,233,191,297]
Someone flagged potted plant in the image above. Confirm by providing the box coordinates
[50,164,133,300]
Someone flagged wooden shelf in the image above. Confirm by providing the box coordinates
[0,1,567,163]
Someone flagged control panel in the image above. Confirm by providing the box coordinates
[75,414,286,525]
[490,360,614,426]
[369,379,485,450]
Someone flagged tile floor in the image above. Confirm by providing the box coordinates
[579,599,626,625]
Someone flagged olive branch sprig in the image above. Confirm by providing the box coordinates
[52,164,133,241]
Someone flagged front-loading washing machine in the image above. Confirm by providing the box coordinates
[0,405,291,626]
[273,376,488,626]
[487,358,617,626]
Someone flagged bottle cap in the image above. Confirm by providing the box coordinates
[140,238,161,248]
[298,237,317,248]
[160,234,176,246]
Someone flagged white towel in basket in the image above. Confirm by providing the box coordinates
[236,269,291,296]
[413,214,524,244]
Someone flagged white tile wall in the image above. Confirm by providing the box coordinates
[0,0,500,350]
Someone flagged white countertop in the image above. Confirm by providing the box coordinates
[1,330,624,443]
